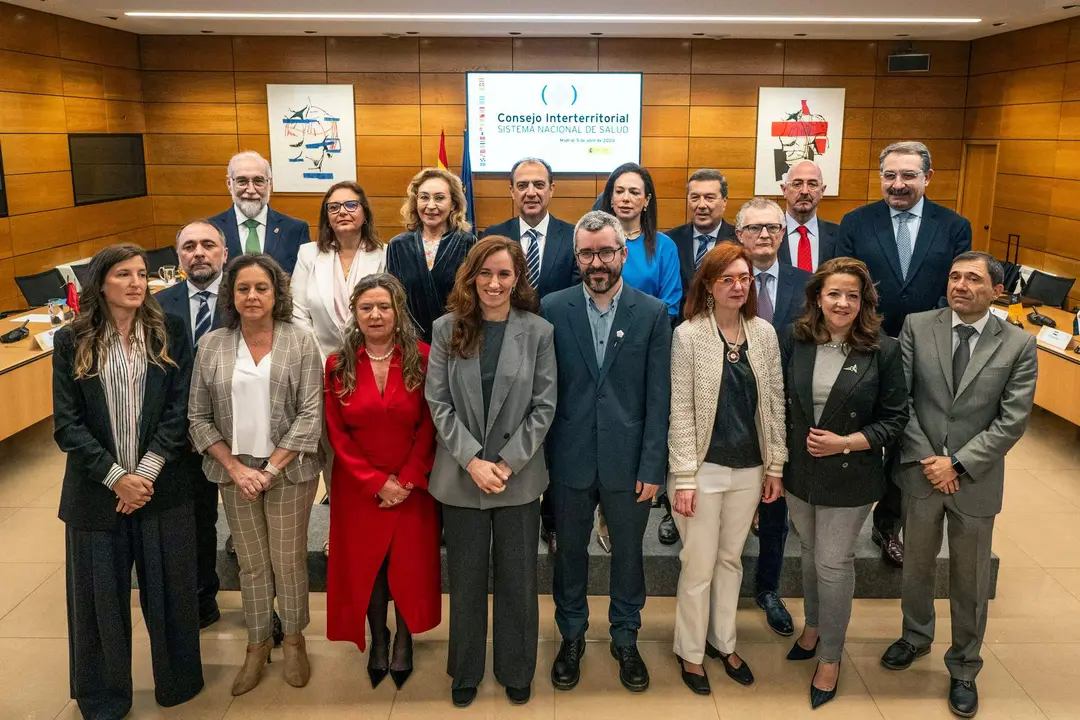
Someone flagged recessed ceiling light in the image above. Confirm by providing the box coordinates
[103,15,118,20]
[509,31,521,35]
[692,32,705,36]
[303,30,317,33]
[794,33,807,36]
[1064,5,1079,9]
[895,33,909,36]
[200,29,214,33]
[405,31,419,34]
[124,11,983,25]
[992,21,1007,26]
[590,32,603,35]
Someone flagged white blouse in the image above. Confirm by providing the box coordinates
[231,339,275,458]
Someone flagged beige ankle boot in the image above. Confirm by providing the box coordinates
[282,633,311,687]
[232,638,273,696]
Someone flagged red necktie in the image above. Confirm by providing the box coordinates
[796,225,813,272]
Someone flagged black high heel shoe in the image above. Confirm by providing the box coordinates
[810,659,841,709]
[787,637,819,661]
[368,628,390,689]
[389,632,414,690]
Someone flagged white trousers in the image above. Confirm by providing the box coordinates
[670,464,763,663]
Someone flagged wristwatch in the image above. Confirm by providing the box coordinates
[262,460,281,478]
[950,455,967,477]
[842,435,851,455]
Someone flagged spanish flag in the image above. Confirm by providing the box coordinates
[437,130,449,170]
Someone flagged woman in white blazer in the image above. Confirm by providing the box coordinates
[667,241,787,695]
[291,180,386,553]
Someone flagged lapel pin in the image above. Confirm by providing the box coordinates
[274,227,280,234]
[843,364,858,373]
[616,330,624,338]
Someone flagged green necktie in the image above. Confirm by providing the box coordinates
[243,218,260,254]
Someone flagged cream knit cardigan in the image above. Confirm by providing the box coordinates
[668,312,787,490]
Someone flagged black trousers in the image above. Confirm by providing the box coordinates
[192,475,220,617]
[552,479,651,646]
[540,492,555,532]
[66,504,203,720]
[755,495,788,595]
[873,443,904,535]
[443,500,540,690]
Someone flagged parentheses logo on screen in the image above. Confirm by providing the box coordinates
[541,85,548,106]
[571,85,578,105]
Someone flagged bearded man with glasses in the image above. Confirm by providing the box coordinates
[209,151,312,274]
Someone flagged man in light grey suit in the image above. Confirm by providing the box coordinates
[880,251,1037,719]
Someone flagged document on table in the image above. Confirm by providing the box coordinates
[8,314,53,324]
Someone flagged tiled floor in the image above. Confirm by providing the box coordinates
[2,408,1079,719]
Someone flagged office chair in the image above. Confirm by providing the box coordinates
[1024,270,1075,310]
[145,246,179,274]
[70,262,92,290]
[14,268,67,307]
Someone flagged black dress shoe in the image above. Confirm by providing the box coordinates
[948,678,978,718]
[451,687,477,708]
[755,591,794,636]
[715,651,755,686]
[551,634,586,690]
[505,684,531,704]
[198,607,221,630]
[676,656,711,695]
[225,534,237,556]
[610,642,650,691]
[880,638,930,670]
[810,659,841,709]
[658,513,680,545]
[540,526,558,555]
[786,638,818,661]
[871,527,904,568]
[271,610,284,647]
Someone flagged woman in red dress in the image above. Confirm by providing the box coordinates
[324,272,440,690]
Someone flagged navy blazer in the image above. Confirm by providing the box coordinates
[763,263,813,331]
[837,199,971,337]
[481,215,581,297]
[668,220,738,309]
[155,279,225,349]
[777,218,841,270]
[208,206,311,275]
[53,315,194,531]
[541,284,672,491]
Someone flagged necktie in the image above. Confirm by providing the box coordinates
[952,325,977,394]
[243,218,261,254]
[896,212,913,280]
[193,291,212,347]
[524,228,541,288]
[757,273,774,323]
[796,225,813,272]
[694,235,710,268]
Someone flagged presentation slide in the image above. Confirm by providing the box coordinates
[466,72,642,174]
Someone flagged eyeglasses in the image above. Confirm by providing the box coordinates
[232,176,268,189]
[786,180,821,190]
[715,274,753,288]
[576,248,620,263]
[327,200,361,214]
[881,171,923,183]
[741,223,784,236]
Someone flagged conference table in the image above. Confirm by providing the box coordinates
[1015,305,1080,427]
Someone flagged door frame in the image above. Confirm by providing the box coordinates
[956,140,1000,253]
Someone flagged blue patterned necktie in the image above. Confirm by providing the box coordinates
[193,291,212,347]
[524,228,541,288]
[896,211,913,280]
[694,235,710,268]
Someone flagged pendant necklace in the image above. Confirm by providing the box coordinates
[719,324,744,362]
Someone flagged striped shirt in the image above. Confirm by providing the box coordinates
[100,323,165,489]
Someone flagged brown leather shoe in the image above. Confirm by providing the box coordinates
[282,634,311,688]
[872,527,904,568]
[231,638,273,696]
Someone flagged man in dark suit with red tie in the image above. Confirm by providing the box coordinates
[836,141,972,569]
[777,160,840,273]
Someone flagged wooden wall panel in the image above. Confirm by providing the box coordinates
[64,97,107,133]
[784,41,878,77]
[599,39,691,74]
[692,40,785,75]
[5,171,73,215]
[326,37,418,73]
[142,71,235,103]
[418,74,465,105]
[513,38,599,72]
[418,38,513,73]
[60,60,104,99]
[139,36,233,71]
[232,37,326,73]
[0,134,70,174]
[0,4,58,57]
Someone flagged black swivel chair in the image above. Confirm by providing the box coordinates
[1024,270,1075,310]
[70,262,92,289]
[14,268,68,307]
[145,246,179,274]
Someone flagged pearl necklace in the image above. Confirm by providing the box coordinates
[365,346,395,362]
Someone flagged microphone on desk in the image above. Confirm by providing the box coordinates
[0,321,29,344]
[1028,309,1057,328]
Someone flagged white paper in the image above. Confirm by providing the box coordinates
[989,306,1008,320]
[32,327,60,350]
[1037,325,1072,351]
[9,314,53,324]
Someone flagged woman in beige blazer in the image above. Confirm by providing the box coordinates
[667,242,786,694]
[189,254,324,696]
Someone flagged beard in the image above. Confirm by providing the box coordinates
[186,263,220,285]
[235,195,268,219]
[585,264,622,294]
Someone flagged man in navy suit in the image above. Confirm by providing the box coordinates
[155,219,228,629]
[208,151,310,274]
[837,141,972,568]
[483,157,580,554]
[543,211,671,694]
[777,160,840,272]
[736,197,811,638]
[668,169,739,316]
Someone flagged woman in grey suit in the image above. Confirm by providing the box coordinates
[188,254,324,696]
[425,235,557,708]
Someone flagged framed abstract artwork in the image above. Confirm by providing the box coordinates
[266,84,357,193]
[754,87,845,196]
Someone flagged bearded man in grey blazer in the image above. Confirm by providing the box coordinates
[880,251,1037,719]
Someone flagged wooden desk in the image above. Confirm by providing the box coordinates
[1013,305,1080,426]
[0,310,62,442]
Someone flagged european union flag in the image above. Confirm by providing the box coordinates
[461,129,476,230]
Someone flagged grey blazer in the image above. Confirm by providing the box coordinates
[895,308,1038,517]
[188,321,324,485]
[425,307,557,509]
